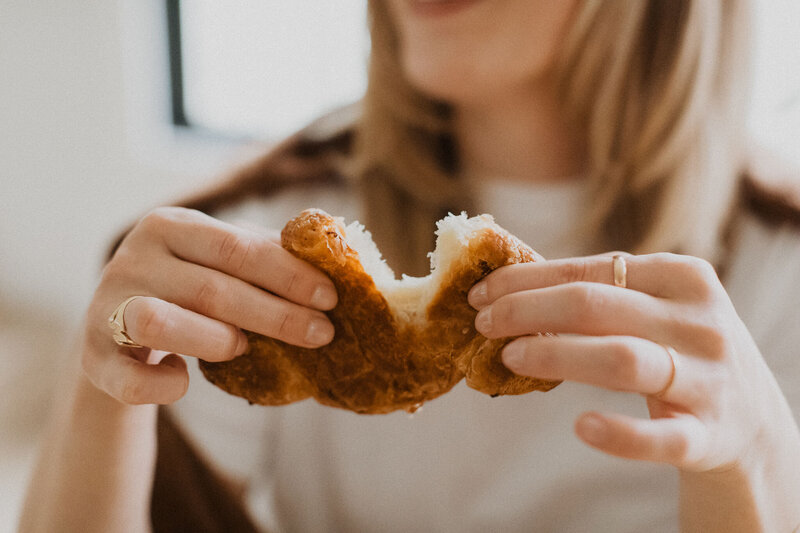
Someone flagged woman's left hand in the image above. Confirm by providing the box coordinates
[468,252,786,473]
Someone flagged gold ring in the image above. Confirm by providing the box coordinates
[108,296,144,348]
[654,345,678,399]
[612,255,627,288]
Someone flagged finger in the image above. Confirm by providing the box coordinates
[468,252,718,308]
[122,296,248,361]
[575,411,709,468]
[83,346,189,405]
[474,281,667,340]
[151,259,335,348]
[501,334,684,397]
[143,207,337,310]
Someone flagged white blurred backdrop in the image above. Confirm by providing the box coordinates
[0,1,367,528]
[0,0,797,530]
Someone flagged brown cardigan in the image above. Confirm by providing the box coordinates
[105,122,800,532]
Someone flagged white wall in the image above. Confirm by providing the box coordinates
[0,2,248,528]
[0,0,248,321]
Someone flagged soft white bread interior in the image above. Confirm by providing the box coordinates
[343,213,497,325]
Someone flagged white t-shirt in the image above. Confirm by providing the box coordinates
[170,179,800,533]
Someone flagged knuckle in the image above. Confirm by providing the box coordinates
[102,241,152,284]
[140,206,178,230]
[263,244,310,298]
[194,278,222,316]
[606,342,640,388]
[283,268,301,298]
[566,282,604,322]
[261,240,285,268]
[686,319,729,358]
[136,302,168,342]
[560,259,590,284]
[273,308,295,339]
[533,342,559,374]
[687,368,719,405]
[668,304,731,359]
[692,256,718,280]
[680,256,720,299]
[137,206,203,237]
[100,256,130,287]
[647,251,679,270]
[493,296,515,328]
[131,207,180,245]
[215,231,254,272]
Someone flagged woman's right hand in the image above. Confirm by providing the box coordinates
[81,206,338,405]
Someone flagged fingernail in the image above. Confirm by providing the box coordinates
[160,354,184,368]
[475,306,493,335]
[578,414,607,446]
[235,333,249,356]
[310,285,337,310]
[468,281,489,308]
[502,341,525,371]
[305,317,334,345]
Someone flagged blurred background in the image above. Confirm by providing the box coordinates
[0,1,797,530]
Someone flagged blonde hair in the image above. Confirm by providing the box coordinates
[354,0,752,274]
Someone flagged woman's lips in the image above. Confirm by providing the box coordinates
[408,0,482,17]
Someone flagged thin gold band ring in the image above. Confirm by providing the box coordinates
[654,345,678,399]
[612,255,627,288]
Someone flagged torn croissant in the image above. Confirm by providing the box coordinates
[199,209,560,414]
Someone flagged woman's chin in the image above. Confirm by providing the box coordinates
[404,63,489,104]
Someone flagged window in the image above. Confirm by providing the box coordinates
[167,0,800,168]
[168,0,369,140]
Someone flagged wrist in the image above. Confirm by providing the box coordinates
[679,465,764,532]
[21,355,159,533]
[679,387,800,532]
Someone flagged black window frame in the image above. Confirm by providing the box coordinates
[166,0,188,128]
[164,0,369,139]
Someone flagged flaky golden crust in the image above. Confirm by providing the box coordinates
[200,210,560,414]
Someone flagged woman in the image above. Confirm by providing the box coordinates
[20,1,800,531]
